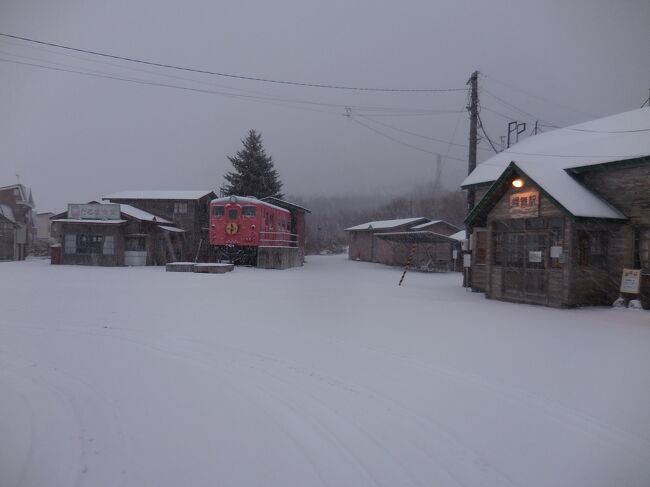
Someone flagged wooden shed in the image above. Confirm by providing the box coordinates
[345,218,429,263]
[462,108,650,308]
[375,230,463,272]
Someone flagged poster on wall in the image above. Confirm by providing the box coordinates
[620,268,641,294]
[509,190,539,218]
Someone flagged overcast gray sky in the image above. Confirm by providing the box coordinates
[1,0,649,212]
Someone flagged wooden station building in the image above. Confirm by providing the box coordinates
[463,108,650,308]
[52,202,184,266]
[103,190,217,261]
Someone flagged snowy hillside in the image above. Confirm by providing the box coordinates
[1,255,649,486]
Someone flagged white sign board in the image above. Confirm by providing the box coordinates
[68,203,120,220]
[550,246,563,258]
[463,254,471,268]
[620,268,641,294]
[528,250,543,263]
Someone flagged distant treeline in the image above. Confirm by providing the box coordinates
[290,184,466,255]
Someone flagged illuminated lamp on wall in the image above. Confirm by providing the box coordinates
[511,178,524,188]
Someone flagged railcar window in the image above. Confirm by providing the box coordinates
[228,208,238,220]
[242,206,256,218]
[212,206,224,217]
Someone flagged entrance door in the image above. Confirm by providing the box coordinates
[502,231,547,304]
[125,236,147,266]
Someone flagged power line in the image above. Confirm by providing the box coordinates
[0,32,466,93]
[354,112,493,152]
[481,87,556,126]
[0,53,462,115]
[348,115,466,161]
[481,72,595,118]
[477,111,499,154]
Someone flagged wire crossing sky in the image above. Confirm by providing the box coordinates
[0,0,648,211]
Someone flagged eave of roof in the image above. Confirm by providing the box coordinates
[465,162,627,227]
[375,231,461,244]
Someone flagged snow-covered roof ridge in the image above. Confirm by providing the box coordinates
[462,108,650,187]
[118,204,173,223]
[345,217,428,232]
[104,190,215,200]
[514,161,626,219]
[210,196,289,213]
[0,203,16,223]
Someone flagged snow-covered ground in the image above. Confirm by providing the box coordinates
[1,255,649,487]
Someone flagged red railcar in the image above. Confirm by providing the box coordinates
[209,196,293,263]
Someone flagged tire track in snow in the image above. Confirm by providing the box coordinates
[235,323,650,467]
[1,321,518,487]
[0,324,345,487]
[0,361,86,487]
[337,339,650,466]
[169,334,517,487]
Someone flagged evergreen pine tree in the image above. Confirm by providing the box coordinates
[223,130,283,199]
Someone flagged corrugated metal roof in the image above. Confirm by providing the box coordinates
[104,190,215,200]
[345,217,428,232]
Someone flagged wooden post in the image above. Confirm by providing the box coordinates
[399,243,417,286]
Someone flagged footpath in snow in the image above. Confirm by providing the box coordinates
[1,255,649,487]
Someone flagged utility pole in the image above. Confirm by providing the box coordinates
[466,71,479,214]
[464,70,479,289]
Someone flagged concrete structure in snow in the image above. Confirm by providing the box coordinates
[462,108,650,308]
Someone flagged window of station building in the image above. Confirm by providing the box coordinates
[492,231,506,266]
[212,206,224,217]
[474,231,487,265]
[242,206,256,218]
[577,230,608,267]
[125,236,146,252]
[64,233,76,254]
[637,228,650,271]
[77,234,104,254]
[103,235,115,255]
[173,202,188,214]
[228,208,238,220]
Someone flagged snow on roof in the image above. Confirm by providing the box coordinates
[261,196,312,213]
[158,225,185,233]
[104,190,215,200]
[210,196,289,213]
[118,204,172,223]
[0,204,16,223]
[462,108,650,187]
[344,217,428,232]
[52,219,127,224]
[449,230,467,241]
[375,230,461,244]
[515,161,626,219]
[411,220,441,229]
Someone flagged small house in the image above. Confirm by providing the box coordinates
[52,202,184,266]
[0,184,36,260]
